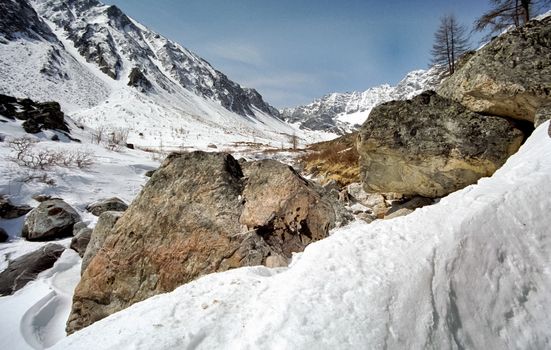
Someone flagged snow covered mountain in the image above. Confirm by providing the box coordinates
[282,67,442,134]
[0,0,326,149]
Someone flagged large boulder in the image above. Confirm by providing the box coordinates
[240,160,339,258]
[438,17,551,123]
[80,211,123,273]
[67,152,345,333]
[357,91,524,198]
[86,197,128,216]
[0,244,65,295]
[22,199,81,241]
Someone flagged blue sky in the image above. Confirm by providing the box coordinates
[104,0,492,108]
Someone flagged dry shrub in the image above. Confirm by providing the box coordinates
[299,132,359,186]
[7,136,94,170]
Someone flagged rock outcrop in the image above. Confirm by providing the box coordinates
[86,197,128,216]
[67,152,345,333]
[0,244,65,295]
[438,17,551,123]
[0,94,69,133]
[22,199,80,241]
[357,91,524,198]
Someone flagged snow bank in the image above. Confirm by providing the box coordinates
[52,122,551,349]
[0,250,81,350]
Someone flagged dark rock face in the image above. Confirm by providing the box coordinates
[0,244,65,296]
[0,94,69,133]
[0,228,8,243]
[0,196,33,219]
[438,16,551,123]
[22,199,81,241]
[86,197,128,217]
[67,152,347,333]
[127,68,153,92]
[0,0,58,42]
[357,91,525,198]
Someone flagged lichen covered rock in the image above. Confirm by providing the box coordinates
[357,91,524,197]
[438,17,551,123]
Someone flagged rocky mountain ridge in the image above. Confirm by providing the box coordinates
[28,0,278,118]
[281,67,443,134]
[0,0,303,150]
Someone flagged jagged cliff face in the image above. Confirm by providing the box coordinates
[281,68,443,134]
[29,0,278,118]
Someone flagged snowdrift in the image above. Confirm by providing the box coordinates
[52,122,551,349]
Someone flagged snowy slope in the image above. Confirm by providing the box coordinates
[0,0,333,149]
[282,67,442,134]
[51,123,551,349]
[0,114,160,350]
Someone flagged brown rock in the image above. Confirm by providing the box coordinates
[81,211,123,274]
[66,152,347,333]
[240,160,338,258]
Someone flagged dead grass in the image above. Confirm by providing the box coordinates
[299,132,359,186]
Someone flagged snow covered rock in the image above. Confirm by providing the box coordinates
[29,0,279,119]
[438,16,551,123]
[86,197,128,216]
[22,199,80,241]
[81,211,122,273]
[0,94,69,134]
[357,91,524,197]
[0,243,65,295]
[67,152,347,333]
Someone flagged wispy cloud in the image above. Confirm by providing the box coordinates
[205,42,265,67]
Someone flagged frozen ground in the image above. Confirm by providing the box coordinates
[40,123,551,349]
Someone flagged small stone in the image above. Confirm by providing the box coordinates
[86,197,128,216]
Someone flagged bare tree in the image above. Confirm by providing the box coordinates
[474,0,551,38]
[431,14,471,75]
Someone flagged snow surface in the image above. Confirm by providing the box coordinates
[48,123,551,349]
[0,118,160,349]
